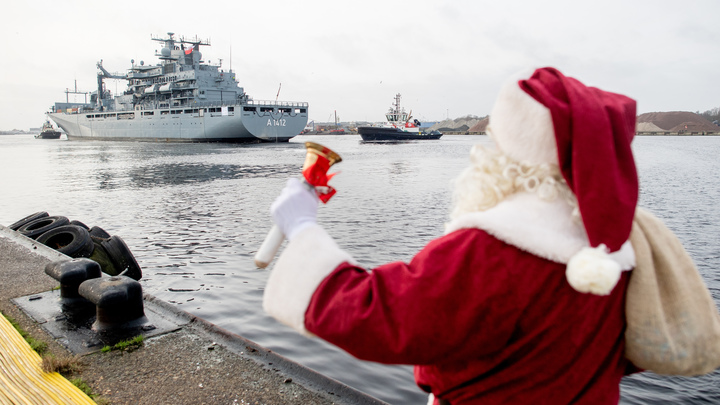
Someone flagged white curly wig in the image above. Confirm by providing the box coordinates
[449,139,578,221]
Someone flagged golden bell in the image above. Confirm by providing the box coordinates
[303,142,342,170]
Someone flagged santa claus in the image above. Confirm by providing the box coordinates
[263,67,642,404]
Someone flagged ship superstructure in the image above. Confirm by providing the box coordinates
[49,33,308,142]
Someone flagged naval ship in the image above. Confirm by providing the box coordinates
[48,33,308,142]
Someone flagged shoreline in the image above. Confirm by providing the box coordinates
[301,131,720,136]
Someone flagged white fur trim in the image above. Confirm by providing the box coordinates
[566,244,622,295]
[445,192,635,270]
[489,72,558,166]
[263,224,355,336]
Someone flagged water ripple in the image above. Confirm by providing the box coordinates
[1,134,719,404]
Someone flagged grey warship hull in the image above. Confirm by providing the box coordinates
[49,33,307,143]
[49,102,307,143]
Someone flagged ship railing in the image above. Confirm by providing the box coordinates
[188,100,247,108]
[179,100,308,108]
[246,100,309,108]
[61,99,309,113]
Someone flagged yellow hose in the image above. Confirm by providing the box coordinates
[0,315,96,404]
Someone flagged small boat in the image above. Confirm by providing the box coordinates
[357,93,442,142]
[35,120,62,139]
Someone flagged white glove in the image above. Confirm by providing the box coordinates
[270,178,319,240]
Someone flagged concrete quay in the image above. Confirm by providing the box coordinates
[0,225,388,405]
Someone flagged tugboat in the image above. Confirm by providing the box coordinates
[48,32,308,143]
[35,120,62,139]
[357,93,442,142]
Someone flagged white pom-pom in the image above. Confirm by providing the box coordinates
[566,244,621,295]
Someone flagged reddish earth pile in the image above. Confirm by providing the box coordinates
[636,111,718,132]
[468,117,489,132]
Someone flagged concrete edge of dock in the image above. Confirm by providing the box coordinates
[0,224,389,404]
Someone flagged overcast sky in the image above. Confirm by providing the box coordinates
[2,0,718,130]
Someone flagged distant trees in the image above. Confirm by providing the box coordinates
[699,107,720,124]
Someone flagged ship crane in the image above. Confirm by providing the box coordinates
[96,60,128,111]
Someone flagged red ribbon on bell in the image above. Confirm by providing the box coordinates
[302,142,342,203]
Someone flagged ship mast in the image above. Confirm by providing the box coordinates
[386,93,407,124]
[65,80,89,104]
[152,32,211,67]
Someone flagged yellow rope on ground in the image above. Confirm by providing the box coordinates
[0,315,96,404]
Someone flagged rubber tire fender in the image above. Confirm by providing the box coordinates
[100,235,142,280]
[88,226,116,275]
[69,220,90,230]
[89,226,111,240]
[8,211,49,231]
[36,225,95,258]
[16,216,70,240]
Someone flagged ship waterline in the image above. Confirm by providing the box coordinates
[49,101,309,143]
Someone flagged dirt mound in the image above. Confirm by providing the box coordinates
[430,116,485,132]
[637,111,718,131]
[636,122,665,132]
[468,117,489,132]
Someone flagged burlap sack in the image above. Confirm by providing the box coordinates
[625,208,720,375]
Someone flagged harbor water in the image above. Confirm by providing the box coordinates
[0,134,718,404]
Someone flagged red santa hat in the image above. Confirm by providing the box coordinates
[489,67,638,295]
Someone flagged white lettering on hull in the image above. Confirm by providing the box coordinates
[267,119,287,127]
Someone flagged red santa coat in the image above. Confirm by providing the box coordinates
[263,192,637,404]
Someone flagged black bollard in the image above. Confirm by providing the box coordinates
[44,258,102,317]
[78,275,148,332]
